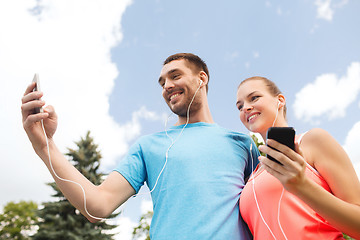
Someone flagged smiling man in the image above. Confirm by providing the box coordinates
[21,53,259,240]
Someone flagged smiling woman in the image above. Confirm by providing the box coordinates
[236,76,360,239]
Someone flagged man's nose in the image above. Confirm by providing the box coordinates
[164,80,175,90]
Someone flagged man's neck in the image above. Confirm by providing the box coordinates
[175,107,214,126]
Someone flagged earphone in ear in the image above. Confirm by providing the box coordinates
[277,101,281,108]
[199,80,203,86]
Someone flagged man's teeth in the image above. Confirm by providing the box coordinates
[248,114,259,122]
[170,93,180,100]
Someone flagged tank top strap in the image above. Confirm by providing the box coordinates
[296,131,321,175]
[296,131,308,144]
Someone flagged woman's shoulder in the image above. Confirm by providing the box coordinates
[301,128,334,146]
[299,128,339,164]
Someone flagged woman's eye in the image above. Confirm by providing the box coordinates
[251,96,259,101]
[237,104,243,111]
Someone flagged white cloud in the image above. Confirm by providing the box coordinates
[0,0,165,210]
[334,0,349,8]
[293,62,360,123]
[315,0,333,21]
[343,121,360,179]
[224,51,239,62]
[314,0,349,21]
[109,217,138,240]
[141,199,153,214]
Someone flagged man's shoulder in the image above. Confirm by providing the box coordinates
[216,125,251,138]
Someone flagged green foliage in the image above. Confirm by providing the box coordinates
[250,133,265,156]
[32,131,119,240]
[132,211,153,240]
[0,201,38,240]
[343,233,355,240]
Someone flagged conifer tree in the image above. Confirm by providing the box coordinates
[32,131,119,240]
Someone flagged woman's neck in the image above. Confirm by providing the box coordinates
[260,119,288,141]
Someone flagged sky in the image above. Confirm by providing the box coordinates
[0,0,359,239]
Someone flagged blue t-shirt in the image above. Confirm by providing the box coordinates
[114,122,260,240]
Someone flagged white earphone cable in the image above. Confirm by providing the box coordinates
[40,76,203,221]
[134,80,202,197]
[250,100,288,239]
[41,119,106,220]
[250,143,278,240]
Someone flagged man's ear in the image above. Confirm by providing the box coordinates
[199,71,208,86]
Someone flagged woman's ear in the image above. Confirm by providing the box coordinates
[277,94,286,109]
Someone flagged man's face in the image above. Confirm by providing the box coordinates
[158,59,201,117]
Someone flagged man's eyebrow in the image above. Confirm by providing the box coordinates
[158,68,180,84]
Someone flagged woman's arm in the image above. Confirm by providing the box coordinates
[259,128,360,238]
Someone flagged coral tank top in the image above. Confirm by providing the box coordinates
[240,134,344,240]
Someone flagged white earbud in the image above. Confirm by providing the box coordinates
[199,80,203,86]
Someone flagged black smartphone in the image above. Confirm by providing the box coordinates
[266,127,295,164]
[32,73,43,114]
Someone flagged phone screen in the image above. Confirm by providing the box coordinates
[266,127,295,164]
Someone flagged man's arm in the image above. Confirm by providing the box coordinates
[21,82,135,222]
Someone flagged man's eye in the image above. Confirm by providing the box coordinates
[173,74,180,79]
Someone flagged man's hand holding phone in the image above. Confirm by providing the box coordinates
[21,74,58,152]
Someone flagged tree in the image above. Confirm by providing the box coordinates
[250,133,265,156]
[132,211,152,240]
[0,200,38,240]
[32,131,119,240]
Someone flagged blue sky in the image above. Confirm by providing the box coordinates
[1,0,359,239]
[110,0,360,141]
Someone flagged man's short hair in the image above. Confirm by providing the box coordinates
[163,53,210,92]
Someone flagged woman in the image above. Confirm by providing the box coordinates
[236,76,360,239]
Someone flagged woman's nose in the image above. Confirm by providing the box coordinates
[244,104,253,112]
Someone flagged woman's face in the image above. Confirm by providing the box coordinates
[236,80,280,134]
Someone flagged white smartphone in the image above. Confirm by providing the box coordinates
[32,73,43,113]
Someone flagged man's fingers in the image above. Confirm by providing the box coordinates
[22,91,43,104]
[23,82,36,96]
[21,100,45,113]
[23,112,49,128]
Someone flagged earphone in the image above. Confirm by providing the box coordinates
[249,98,288,240]
[131,77,203,198]
[40,77,203,220]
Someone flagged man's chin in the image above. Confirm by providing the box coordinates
[169,105,187,117]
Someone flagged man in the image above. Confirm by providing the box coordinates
[21,53,259,239]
